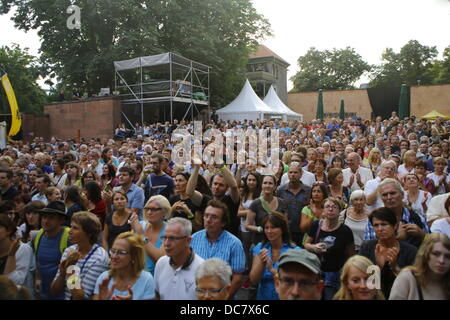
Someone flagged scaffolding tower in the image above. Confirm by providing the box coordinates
[114,52,210,126]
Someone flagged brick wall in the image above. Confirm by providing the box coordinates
[21,113,51,141]
[43,97,122,140]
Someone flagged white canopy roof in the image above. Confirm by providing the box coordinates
[216,80,281,121]
[263,86,303,121]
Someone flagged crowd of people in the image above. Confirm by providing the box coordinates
[0,111,449,301]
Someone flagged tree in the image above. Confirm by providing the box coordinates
[370,40,438,87]
[1,0,271,107]
[290,47,370,92]
[0,44,48,114]
[432,46,450,84]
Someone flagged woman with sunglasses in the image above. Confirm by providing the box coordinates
[130,196,169,275]
[94,232,155,300]
[304,197,355,300]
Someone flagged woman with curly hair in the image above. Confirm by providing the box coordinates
[389,233,450,300]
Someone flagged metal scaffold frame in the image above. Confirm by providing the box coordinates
[114,52,211,124]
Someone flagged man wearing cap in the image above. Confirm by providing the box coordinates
[32,200,71,300]
[274,249,324,300]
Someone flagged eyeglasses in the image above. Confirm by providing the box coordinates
[195,287,227,296]
[161,236,187,242]
[144,207,162,212]
[324,205,339,210]
[279,277,318,290]
[109,248,129,256]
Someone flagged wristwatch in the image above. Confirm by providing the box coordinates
[143,237,150,244]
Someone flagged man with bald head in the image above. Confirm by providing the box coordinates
[342,152,373,192]
[277,162,311,245]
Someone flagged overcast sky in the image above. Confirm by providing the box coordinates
[1,0,449,90]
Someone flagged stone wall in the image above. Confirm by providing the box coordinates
[410,84,450,117]
[288,84,450,120]
[288,89,372,121]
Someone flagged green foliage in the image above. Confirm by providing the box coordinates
[1,0,271,107]
[369,40,439,87]
[432,46,450,84]
[0,44,48,114]
[290,47,371,92]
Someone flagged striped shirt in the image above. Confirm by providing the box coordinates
[191,230,246,274]
[55,244,109,300]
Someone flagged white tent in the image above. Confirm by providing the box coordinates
[264,86,303,122]
[216,80,281,122]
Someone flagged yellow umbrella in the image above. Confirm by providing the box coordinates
[420,110,450,120]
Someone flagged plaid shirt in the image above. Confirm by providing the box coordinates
[364,207,430,240]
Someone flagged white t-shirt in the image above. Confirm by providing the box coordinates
[426,173,450,195]
[280,169,316,187]
[154,254,204,300]
[240,200,253,233]
[342,167,373,192]
[364,177,384,211]
[397,165,415,179]
[339,209,368,250]
[403,190,432,219]
[430,218,450,238]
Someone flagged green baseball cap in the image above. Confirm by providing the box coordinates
[278,249,321,275]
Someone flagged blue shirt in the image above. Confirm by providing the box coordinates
[191,230,245,274]
[252,242,301,300]
[140,221,166,275]
[326,123,340,137]
[94,270,156,300]
[35,228,70,300]
[113,184,145,220]
[144,173,174,201]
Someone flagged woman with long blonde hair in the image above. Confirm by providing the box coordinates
[389,233,450,300]
[363,148,382,176]
[333,255,385,300]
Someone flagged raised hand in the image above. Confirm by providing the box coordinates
[375,243,387,268]
[112,285,133,300]
[98,277,114,300]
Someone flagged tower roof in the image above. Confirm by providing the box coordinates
[249,45,289,66]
